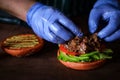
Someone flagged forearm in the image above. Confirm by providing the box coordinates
[0,0,36,21]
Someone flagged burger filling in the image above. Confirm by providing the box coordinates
[58,33,113,62]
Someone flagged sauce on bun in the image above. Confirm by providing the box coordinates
[1,34,44,57]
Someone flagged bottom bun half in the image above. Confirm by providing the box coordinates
[1,34,44,57]
[57,50,106,70]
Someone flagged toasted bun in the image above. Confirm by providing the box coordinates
[57,50,106,70]
[1,34,44,57]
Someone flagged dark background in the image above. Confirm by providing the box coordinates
[0,0,96,25]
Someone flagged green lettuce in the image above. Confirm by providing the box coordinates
[57,49,113,62]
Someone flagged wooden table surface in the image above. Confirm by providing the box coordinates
[0,17,120,80]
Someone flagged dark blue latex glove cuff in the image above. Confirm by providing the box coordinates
[27,2,43,26]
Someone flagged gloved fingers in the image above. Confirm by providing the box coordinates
[58,15,83,37]
[50,22,74,41]
[30,20,60,43]
[88,9,102,33]
[104,29,120,42]
[31,19,47,39]
[98,15,120,39]
[43,26,65,44]
[30,22,43,39]
[45,30,65,44]
[31,17,66,44]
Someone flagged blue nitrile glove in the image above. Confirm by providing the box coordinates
[26,2,82,44]
[89,0,120,42]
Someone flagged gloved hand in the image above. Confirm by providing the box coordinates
[89,0,120,42]
[26,2,82,44]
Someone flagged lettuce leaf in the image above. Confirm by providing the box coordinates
[57,49,113,62]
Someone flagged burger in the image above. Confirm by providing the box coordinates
[1,34,44,57]
[57,33,113,70]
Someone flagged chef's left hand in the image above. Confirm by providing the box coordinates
[89,0,120,42]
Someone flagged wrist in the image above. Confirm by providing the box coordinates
[94,0,120,8]
[26,2,44,26]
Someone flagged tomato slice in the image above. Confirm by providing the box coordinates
[59,44,78,56]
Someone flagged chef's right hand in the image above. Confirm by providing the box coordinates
[26,2,83,44]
